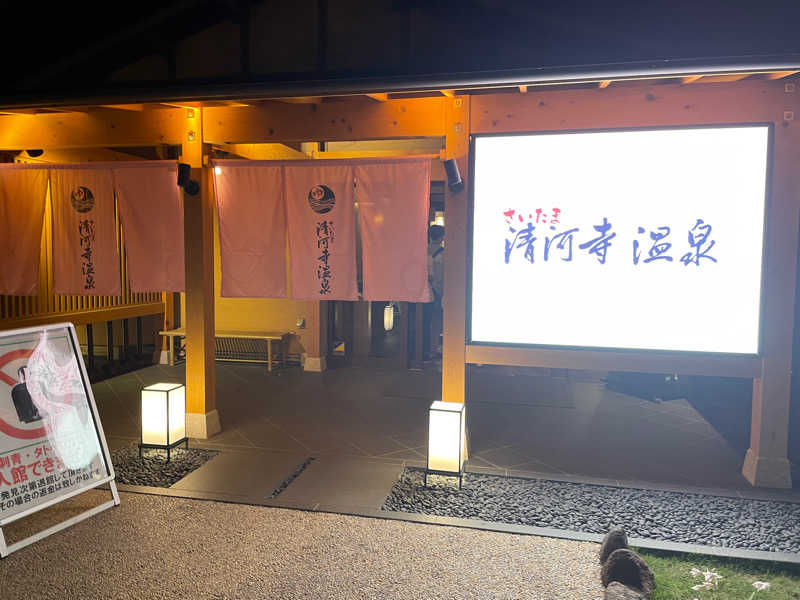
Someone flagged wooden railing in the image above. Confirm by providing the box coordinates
[0,180,165,329]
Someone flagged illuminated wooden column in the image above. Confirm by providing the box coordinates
[441,96,470,404]
[182,108,220,438]
[742,122,798,488]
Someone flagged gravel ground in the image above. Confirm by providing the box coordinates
[383,468,800,554]
[0,490,602,600]
[111,445,220,487]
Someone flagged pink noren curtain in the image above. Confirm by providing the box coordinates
[214,164,286,297]
[285,164,358,300]
[50,169,120,295]
[115,165,185,292]
[356,159,432,302]
[0,168,48,295]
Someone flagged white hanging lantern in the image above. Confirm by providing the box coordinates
[383,303,395,331]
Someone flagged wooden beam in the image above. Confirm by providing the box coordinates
[326,138,444,153]
[98,104,146,112]
[271,97,323,104]
[465,345,762,378]
[0,303,164,330]
[203,96,446,144]
[0,108,42,115]
[14,148,147,163]
[471,79,794,134]
[365,93,389,102]
[166,101,251,108]
[311,150,437,159]
[160,102,205,109]
[681,75,704,84]
[766,70,799,80]
[598,80,612,89]
[48,106,91,113]
[0,107,184,150]
[214,143,309,160]
[699,73,751,83]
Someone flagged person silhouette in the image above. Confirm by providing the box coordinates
[11,366,42,424]
[424,225,445,359]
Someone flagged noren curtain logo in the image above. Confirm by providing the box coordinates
[70,186,95,213]
[308,184,335,214]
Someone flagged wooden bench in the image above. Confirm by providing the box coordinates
[159,328,289,371]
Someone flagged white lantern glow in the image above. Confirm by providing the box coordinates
[384,303,394,331]
[140,382,187,461]
[426,401,466,487]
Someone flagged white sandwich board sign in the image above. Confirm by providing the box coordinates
[0,323,119,557]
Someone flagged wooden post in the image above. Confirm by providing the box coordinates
[302,302,328,371]
[106,321,114,362]
[159,291,174,364]
[182,108,220,439]
[86,324,94,371]
[742,121,799,488]
[136,316,143,357]
[441,97,470,404]
[399,301,409,369]
[353,300,371,364]
[121,318,129,362]
[414,302,424,368]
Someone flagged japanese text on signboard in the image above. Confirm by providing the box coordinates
[0,442,101,513]
[502,208,717,267]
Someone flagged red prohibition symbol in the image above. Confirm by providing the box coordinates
[0,348,47,439]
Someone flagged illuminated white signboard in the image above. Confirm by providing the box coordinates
[470,125,770,354]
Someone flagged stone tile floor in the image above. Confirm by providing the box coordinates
[8,360,800,570]
[95,362,798,494]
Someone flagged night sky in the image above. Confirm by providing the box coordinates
[2,0,799,99]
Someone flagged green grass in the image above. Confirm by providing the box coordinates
[636,549,800,600]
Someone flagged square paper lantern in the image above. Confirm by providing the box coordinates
[139,383,188,462]
[426,401,466,488]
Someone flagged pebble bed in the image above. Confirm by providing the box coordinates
[111,445,220,487]
[383,468,800,554]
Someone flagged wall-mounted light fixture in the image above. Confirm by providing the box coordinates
[443,158,464,193]
[177,163,200,195]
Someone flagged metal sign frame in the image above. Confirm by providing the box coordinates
[0,322,119,558]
